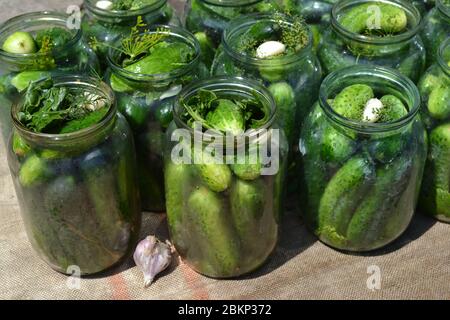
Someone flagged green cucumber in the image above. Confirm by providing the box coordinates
[428,86,450,120]
[346,158,413,248]
[230,178,265,242]
[268,82,296,144]
[19,154,50,187]
[318,156,375,246]
[332,84,374,120]
[339,3,407,34]
[195,150,232,192]
[187,186,240,276]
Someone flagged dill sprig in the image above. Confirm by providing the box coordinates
[89,16,168,67]
[278,14,309,52]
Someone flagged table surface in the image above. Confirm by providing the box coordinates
[0,0,449,300]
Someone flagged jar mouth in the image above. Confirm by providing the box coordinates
[107,25,201,83]
[319,65,420,133]
[331,0,422,45]
[0,11,81,62]
[173,76,277,136]
[438,37,450,77]
[84,0,167,17]
[12,75,116,144]
[200,0,262,7]
[437,0,450,19]
[222,13,313,67]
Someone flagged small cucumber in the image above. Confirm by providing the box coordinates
[19,154,49,187]
[427,86,450,120]
[332,84,374,120]
[195,150,232,192]
[268,82,296,144]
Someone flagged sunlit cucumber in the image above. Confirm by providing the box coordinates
[187,186,240,276]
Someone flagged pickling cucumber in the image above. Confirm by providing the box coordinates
[187,186,240,276]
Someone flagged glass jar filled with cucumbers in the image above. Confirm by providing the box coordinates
[318,0,426,82]
[212,13,322,156]
[299,65,427,252]
[107,25,204,212]
[7,75,141,275]
[82,0,177,69]
[421,0,450,66]
[164,77,288,277]
[184,0,297,50]
[418,38,450,222]
[0,11,99,143]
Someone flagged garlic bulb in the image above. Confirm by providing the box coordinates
[256,41,286,59]
[363,98,384,123]
[133,236,172,287]
[160,85,182,101]
[96,1,113,10]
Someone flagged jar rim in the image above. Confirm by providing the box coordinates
[319,65,421,133]
[107,25,201,83]
[12,75,116,143]
[84,0,167,18]
[200,0,263,7]
[0,11,82,62]
[331,0,422,45]
[222,13,313,67]
[438,37,450,77]
[173,76,277,136]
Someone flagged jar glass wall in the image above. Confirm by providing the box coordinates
[299,65,427,252]
[7,76,141,275]
[421,0,450,66]
[0,11,99,144]
[164,77,288,277]
[317,0,426,83]
[418,38,450,222]
[107,25,203,212]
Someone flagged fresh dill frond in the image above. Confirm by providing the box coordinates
[112,0,134,10]
[89,16,168,67]
[279,14,309,52]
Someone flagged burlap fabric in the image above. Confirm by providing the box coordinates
[0,0,449,300]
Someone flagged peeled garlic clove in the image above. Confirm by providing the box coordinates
[133,236,172,288]
[83,92,106,111]
[160,85,182,101]
[256,41,286,59]
[96,0,113,10]
[362,98,384,123]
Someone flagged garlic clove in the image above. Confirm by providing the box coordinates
[96,0,114,11]
[362,98,384,123]
[160,85,182,101]
[256,41,286,59]
[83,92,106,111]
[133,236,172,288]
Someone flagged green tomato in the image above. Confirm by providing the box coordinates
[2,31,37,54]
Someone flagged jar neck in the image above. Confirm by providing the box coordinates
[437,37,450,78]
[331,0,421,47]
[223,14,313,68]
[173,77,277,141]
[200,0,263,8]
[84,0,167,23]
[12,76,116,151]
[436,0,450,21]
[108,25,201,86]
[319,65,420,135]
[0,12,82,70]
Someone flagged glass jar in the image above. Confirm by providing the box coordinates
[82,0,177,69]
[107,25,203,212]
[421,0,450,66]
[164,77,288,278]
[0,11,99,144]
[318,0,426,83]
[212,14,322,154]
[185,0,293,49]
[299,65,427,252]
[418,38,450,222]
[7,76,141,275]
